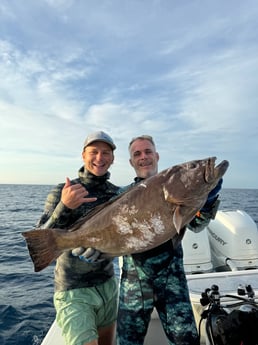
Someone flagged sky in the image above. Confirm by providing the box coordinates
[0,0,257,189]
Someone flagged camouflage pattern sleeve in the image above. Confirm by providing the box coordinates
[36,183,74,229]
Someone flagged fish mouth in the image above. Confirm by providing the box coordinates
[215,159,229,176]
[205,157,229,183]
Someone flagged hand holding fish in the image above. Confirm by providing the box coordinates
[72,247,104,263]
[61,177,97,209]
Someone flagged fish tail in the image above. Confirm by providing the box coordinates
[22,229,62,272]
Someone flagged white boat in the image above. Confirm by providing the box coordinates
[41,210,258,345]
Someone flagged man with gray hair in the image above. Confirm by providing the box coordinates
[117,135,222,345]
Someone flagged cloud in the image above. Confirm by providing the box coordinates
[0,1,258,187]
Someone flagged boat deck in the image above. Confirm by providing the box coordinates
[42,269,258,345]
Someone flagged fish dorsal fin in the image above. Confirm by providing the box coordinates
[69,197,118,232]
[69,181,150,232]
[69,188,134,232]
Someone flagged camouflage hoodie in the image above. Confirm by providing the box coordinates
[37,167,120,291]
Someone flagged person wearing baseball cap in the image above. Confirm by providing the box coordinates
[83,130,116,150]
[36,130,119,345]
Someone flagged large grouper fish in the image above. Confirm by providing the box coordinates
[22,157,229,272]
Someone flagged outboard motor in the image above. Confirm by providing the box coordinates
[182,228,213,274]
[207,210,258,271]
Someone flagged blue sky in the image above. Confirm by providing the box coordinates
[0,0,257,188]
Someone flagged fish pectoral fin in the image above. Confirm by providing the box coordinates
[173,206,185,233]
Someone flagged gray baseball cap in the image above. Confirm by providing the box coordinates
[83,131,116,150]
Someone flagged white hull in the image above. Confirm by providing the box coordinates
[41,210,258,345]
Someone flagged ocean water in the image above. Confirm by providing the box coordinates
[0,184,257,345]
